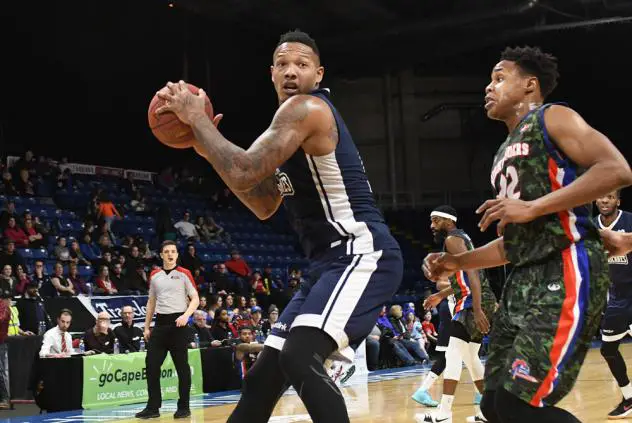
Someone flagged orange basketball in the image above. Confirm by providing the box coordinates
[147,83,213,149]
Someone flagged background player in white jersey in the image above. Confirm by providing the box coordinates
[595,190,632,419]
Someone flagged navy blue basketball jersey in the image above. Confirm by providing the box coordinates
[277,89,399,259]
[595,209,632,299]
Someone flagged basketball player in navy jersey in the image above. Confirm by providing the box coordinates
[595,190,632,418]
[155,30,403,422]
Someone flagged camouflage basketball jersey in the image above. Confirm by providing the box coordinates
[490,104,599,266]
[444,229,496,313]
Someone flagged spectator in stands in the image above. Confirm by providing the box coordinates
[30,259,48,288]
[209,263,232,296]
[224,295,235,319]
[0,285,12,409]
[110,262,130,295]
[82,219,97,239]
[155,206,176,242]
[137,238,157,264]
[51,262,75,297]
[421,311,439,347]
[15,169,35,197]
[4,217,29,247]
[12,150,36,176]
[67,262,89,296]
[119,235,134,256]
[95,265,118,295]
[237,296,248,312]
[174,211,199,241]
[261,306,279,340]
[365,325,381,371]
[0,266,15,295]
[0,202,19,231]
[207,294,222,321]
[406,310,429,356]
[193,268,207,293]
[194,216,211,243]
[225,250,251,296]
[380,305,429,366]
[13,264,31,296]
[17,282,50,335]
[198,296,209,313]
[23,218,44,248]
[69,239,90,266]
[189,310,221,348]
[32,215,50,241]
[157,166,176,192]
[114,306,143,353]
[210,308,237,341]
[129,191,148,214]
[97,234,113,255]
[180,244,204,275]
[83,312,116,355]
[56,168,74,191]
[0,240,26,274]
[97,192,121,234]
[245,306,265,343]
[0,172,17,197]
[80,233,101,263]
[39,309,73,358]
[53,237,72,263]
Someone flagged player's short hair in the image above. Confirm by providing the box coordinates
[275,29,320,60]
[160,240,177,253]
[500,46,559,99]
[59,308,72,318]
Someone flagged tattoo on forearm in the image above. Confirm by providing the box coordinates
[192,99,309,191]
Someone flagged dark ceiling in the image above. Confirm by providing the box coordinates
[1,0,631,171]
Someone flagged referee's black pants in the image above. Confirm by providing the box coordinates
[146,313,191,411]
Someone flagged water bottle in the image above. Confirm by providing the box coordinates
[79,339,85,354]
[38,320,46,336]
[139,337,145,352]
[85,283,92,297]
[194,333,200,349]
[113,339,120,354]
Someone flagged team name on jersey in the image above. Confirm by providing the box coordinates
[608,255,629,265]
[276,171,295,197]
[491,143,530,186]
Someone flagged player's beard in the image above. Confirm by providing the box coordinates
[433,229,447,245]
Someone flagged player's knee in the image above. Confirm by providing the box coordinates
[601,340,620,358]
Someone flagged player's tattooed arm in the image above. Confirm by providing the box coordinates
[190,95,331,219]
[191,94,326,191]
[533,105,632,216]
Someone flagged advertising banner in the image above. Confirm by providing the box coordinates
[77,295,150,326]
[82,349,203,409]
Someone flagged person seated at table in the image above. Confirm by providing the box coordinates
[39,309,73,358]
[188,310,221,349]
[113,306,144,353]
[83,312,116,355]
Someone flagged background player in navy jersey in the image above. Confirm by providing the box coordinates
[155,30,403,423]
[595,190,632,418]
[423,46,632,423]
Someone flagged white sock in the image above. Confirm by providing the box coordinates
[438,394,454,417]
[621,383,632,400]
[420,372,439,391]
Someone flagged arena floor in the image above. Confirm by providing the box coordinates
[10,343,628,422]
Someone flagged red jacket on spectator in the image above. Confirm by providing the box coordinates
[4,226,29,247]
[225,258,251,278]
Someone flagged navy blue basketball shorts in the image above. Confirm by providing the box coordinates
[601,297,632,342]
[265,248,403,362]
[435,297,454,352]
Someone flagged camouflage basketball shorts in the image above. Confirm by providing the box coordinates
[453,296,497,344]
[484,240,609,407]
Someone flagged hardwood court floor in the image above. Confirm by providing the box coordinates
[25,344,630,423]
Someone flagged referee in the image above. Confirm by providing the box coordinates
[136,240,199,420]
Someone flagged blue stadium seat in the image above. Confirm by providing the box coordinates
[78,265,93,278]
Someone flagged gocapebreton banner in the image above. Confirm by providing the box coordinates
[82,349,203,409]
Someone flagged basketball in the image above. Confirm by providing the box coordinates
[147,83,213,149]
